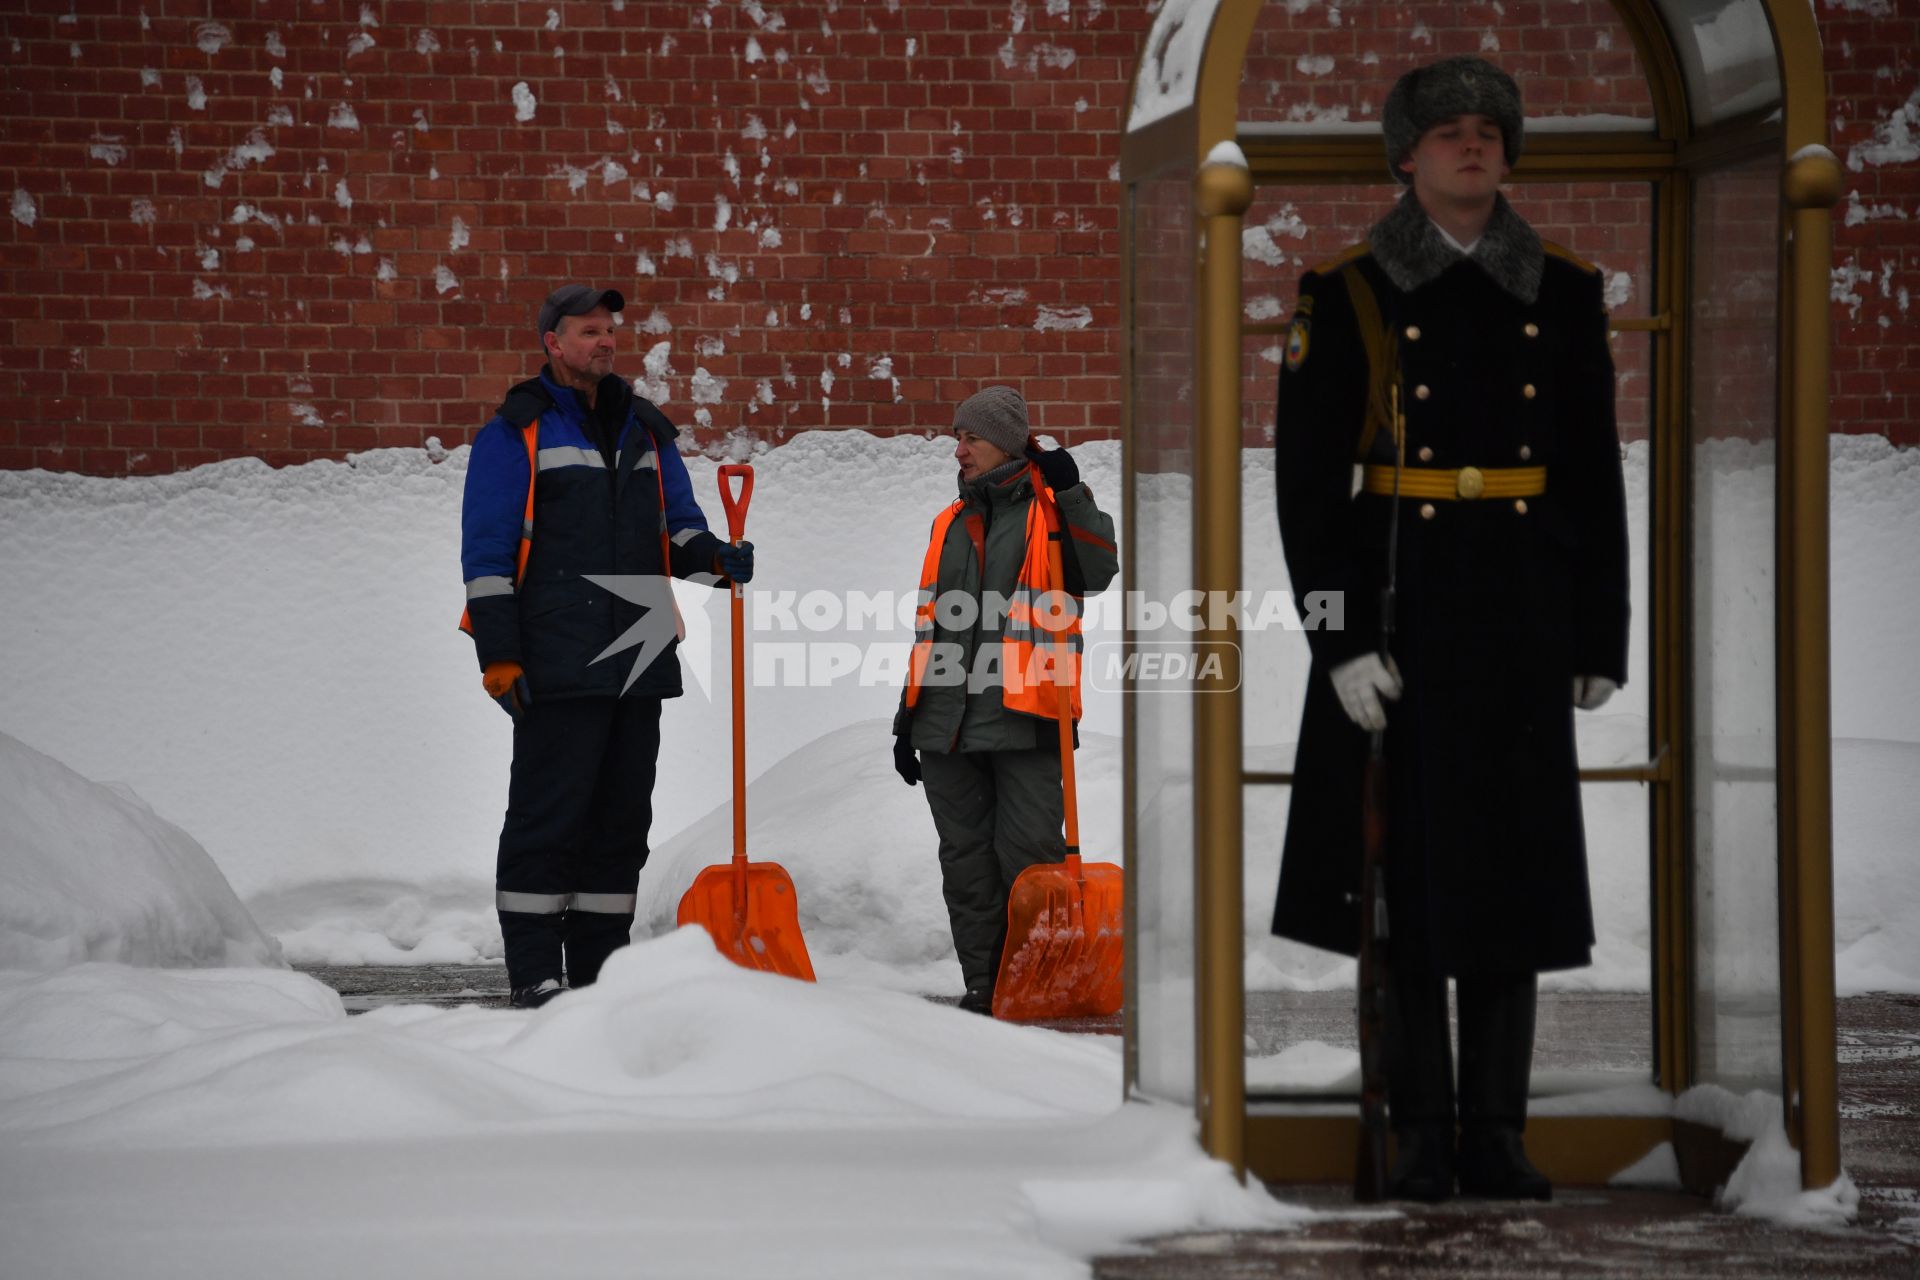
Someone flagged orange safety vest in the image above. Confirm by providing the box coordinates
[904,465,1083,722]
[458,416,677,636]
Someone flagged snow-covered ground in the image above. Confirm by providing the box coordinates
[2,431,1915,994]
[0,430,1912,1270]
[0,935,1306,1277]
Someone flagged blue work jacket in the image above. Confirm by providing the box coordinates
[460,369,727,701]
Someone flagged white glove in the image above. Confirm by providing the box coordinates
[1330,653,1402,732]
[1573,675,1616,711]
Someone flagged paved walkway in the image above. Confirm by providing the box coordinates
[299,966,1919,1277]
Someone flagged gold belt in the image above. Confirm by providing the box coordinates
[1361,464,1546,501]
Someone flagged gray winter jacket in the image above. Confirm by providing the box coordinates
[893,461,1118,754]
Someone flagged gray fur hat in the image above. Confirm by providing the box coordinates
[1382,56,1524,184]
[953,384,1032,459]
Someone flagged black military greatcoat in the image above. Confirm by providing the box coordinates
[1270,192,1630,976]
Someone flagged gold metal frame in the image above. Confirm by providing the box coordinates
[1118,0,1839,1190]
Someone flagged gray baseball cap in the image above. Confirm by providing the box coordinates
[537,284,625,347]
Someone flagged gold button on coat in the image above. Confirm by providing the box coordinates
[1404,325,1422,341]
[1418,446,1434,462]
[1414,384,1431,400]
[1419,503,1436,520]
[1514,499,1529,515]
[1522,384,1537,399]
[1455,466,1486,499]
[1519,444,1532,460]
[1524,322,1539,338]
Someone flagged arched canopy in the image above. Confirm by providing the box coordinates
[1122,0,1825,170]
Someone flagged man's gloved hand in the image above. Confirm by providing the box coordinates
[893,736,921,787]
[1026,445,1079,493]
[1573,675,1617,711]
[1330,652,1402,732]
[715,540,755,584]
[483,660,530,715]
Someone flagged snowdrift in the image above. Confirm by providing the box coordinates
[0,933,1306,1278]
[2,431,1917,991]
[0,730,280,970]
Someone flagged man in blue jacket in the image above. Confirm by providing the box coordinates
[461,284,751,1009]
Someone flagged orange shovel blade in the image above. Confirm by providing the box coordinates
[675,860,817,982]
[991,859,1124,1021]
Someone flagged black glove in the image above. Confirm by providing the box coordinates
[1027,445,1079,493]
[715,540,754,584]
[893,736,921,787]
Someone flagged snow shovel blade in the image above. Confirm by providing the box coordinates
[991,857,1124,1021]
[676,858,816,981]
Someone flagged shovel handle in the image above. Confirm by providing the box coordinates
[1037,480,1082,864]
[719,466,753,866]
[718,464,754,544]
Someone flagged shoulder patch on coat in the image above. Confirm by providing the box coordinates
[1310,240,1371,276]
[1284,315,1311,371]
[1541,240,1600,275]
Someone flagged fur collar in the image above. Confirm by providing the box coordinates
[1367,191,1543,304]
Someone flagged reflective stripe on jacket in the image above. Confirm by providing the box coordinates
[905,470,1084,724]
[459,370,728,701]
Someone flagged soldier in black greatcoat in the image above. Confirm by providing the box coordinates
[1270,57,1631,1202]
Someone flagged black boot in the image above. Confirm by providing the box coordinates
[509,978,564,1009]
[957,943,1003,1016]
[563,910,634,990]
[1456,972,1551,1201]
[1385,958,1456,1202]
[499,908,565,995]
[1389,1126,1456,1203]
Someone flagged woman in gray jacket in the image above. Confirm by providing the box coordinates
[890,385,1119,1014]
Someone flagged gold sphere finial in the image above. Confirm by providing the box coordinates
[1783,147,1844,210]
[1196,151,1253,217]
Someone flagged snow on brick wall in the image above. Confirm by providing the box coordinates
[1825,1,1920,448]
[0,1,1913,476]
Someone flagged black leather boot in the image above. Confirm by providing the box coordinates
[1456,972,1551,1201]
[1389,1125,1457,1203]
[1385,958,1456,1202]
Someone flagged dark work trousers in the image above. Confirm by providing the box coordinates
[495,695,662,992]
[1386,945,1540,1140]
[918,745,1065,991]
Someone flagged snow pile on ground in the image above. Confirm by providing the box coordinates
[637,718,1123,991]
[1676,1084,1861,1227]
[1,431,1917,992]
[0,931,1309,1278]
[1608,1141,1683,1189]
[0,433,1123,979]
[0,730,280,970]
[1831,738,1920,992]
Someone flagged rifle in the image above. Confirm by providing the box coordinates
[1353,378,1403,1204]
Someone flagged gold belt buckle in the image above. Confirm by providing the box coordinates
[1455,466,1485,500]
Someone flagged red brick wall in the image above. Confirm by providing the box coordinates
[1,1,1913,475]
[1825,1,1920,450]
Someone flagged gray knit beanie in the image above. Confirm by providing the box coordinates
[952,384,1032,459]
[1382,56,1524,184]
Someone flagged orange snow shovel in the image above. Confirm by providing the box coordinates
[675,464,816,981]
[992,484,1123,1020]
